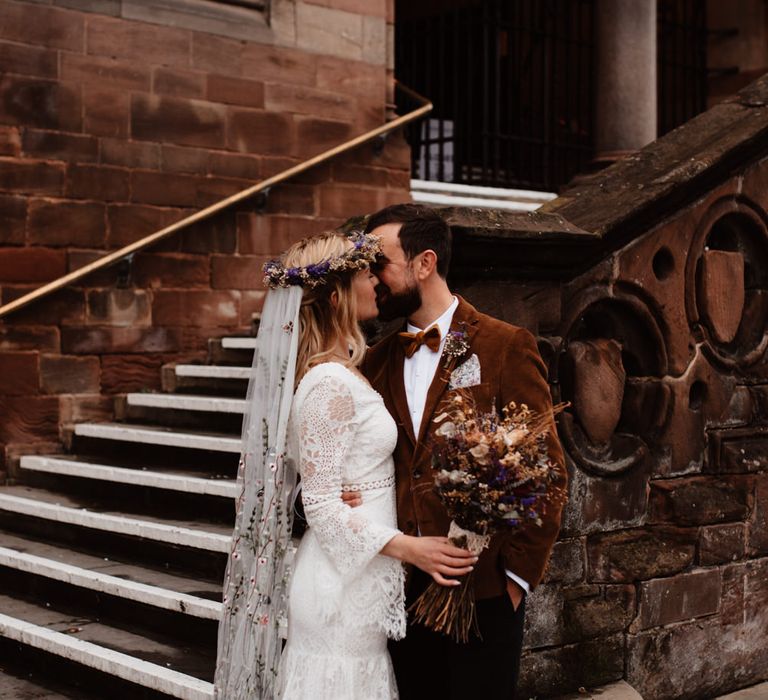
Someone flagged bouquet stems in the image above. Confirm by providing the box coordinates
[409,523,490,644]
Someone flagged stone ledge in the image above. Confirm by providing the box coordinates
[714,682,768,699]
[550,680,643,700]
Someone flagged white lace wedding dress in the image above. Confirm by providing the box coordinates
[276,362,406,700]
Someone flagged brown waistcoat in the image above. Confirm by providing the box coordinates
[361,296,567,599]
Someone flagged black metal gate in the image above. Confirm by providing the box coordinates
[396,0,595,192]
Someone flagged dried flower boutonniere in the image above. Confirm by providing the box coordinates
[442,326,470,366]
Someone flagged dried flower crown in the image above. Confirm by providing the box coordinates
[262,231,382,290]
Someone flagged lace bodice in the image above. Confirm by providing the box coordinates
[290,362,401,580]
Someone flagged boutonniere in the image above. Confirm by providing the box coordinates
[442,325,470,366]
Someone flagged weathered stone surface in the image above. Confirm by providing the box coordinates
[519,633,625,699]
[712,429,768,474]
[1,287,85,326]
[0,396,59,442]
[588,527,697,582]
[100,354,164,394]
[0,326,59,353]
[0,352,39,395]
[563,585,635,640]
[700,250,746,344]
[633,569,721,630]
[748,473,768,556]
[152,290,239,327]
[700,523,747,565]
[86,289,151,328]
[58,394,113,424]
[627,589,768,700]
[649,476,753,526]
[61,327,183,354]
[543,538,585,585]
[0,248,66,284]
[39,355,101,394]
[569,338,626,445]
[132,253,209,289]
[0,193,28,245]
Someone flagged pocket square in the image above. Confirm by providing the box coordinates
[449,353,481,390]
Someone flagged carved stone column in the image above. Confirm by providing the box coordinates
[594,0,657,162]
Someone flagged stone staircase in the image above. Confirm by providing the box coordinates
[0,336,257,699]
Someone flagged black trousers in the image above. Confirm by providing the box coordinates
[389,570,526,700]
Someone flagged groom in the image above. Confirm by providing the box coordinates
[358,204,567,698]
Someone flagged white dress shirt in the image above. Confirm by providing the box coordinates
[402,297,529,594]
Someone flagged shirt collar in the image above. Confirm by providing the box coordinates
[406,296,458,340]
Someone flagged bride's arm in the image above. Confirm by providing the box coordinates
[297,374,401,579]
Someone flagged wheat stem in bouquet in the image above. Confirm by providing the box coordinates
[409,391,568,643]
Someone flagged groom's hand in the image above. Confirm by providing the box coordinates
[341,490,362,508]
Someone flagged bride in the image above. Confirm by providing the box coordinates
[214,231,476,699]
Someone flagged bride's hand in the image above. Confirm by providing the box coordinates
[341,490,362,508]
[382,535,478,587]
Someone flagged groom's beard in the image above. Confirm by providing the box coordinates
[375,283,422,322]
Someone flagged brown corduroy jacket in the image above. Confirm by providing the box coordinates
[361,296,567,599]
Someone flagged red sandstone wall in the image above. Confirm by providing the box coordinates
[0,0,411,474]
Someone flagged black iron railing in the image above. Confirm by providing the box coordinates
[396,0,595,192]
[657,0,708,136]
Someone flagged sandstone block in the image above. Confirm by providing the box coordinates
[0,76,81,131]
[0,2,84,51]
[649,476,753,526]
[226,108,294,155]
[748,473,768,555]
[179,214,236,254]
[100,138,160,169]
[264,83,354,121]
[543,538,585,585]
[40,354,101,394]
[133,253,209,289]
[211,255,268,290]
[633,569,721,630]
[83,85,130,138]
[564,585,635,640]
[237,213,319,255]
[100,354,164,393]
[66,164,130,202]
[316,54,385,99]
[0,396,59,443]
[0,41,58,80]
[153,67,205,99]
[61,326,183,354]
[1,286,85,326]
[86,289,151,327]
[266,183,317,216]
[208,152,261,180]
[239,290,266,325]
[294,116,353,159]
[0,326,59,353]
[160,144,209,175]
[59,394,113,424]
[28,199,106,248]
[699,523,747,565]
[131,94,226,149]
[152,290,239,327]
[318,183,388,218]
[86,15,191,68]
[0,352,39,395]
[0,247,67,283]
[107,204,184,248]
[0,126,21,156]
[0,194,27,245]
[0,159,64,195]
[60,52,151,92]
[130,169,199,207]
[587,527,697,582]
[206,74,264,108]
[22,129,99,163]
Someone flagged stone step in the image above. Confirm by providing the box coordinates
[126,393,246,415]
[19,455,238,498]
[74,423,241,454]
[0,600,214,698]
[220,337,257,350]
[161,364,249,396]
[0,544,221,620]
[410,178,556,212]
[0,486,232,553]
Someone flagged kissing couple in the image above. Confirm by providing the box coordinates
[214,204,567,699]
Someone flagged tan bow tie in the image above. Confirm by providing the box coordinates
[398,324,441,359]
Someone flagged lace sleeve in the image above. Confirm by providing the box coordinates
[297,372,400,580]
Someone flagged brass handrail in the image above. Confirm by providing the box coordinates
[0,82,432,320]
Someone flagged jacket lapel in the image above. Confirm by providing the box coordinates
[416,296,480,447]
[387,332,416,447]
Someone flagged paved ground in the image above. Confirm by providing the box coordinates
[0,667,83,700]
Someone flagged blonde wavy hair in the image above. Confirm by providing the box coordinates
[282,231,368,385]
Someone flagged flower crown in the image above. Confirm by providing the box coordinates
[263,231,382,290]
